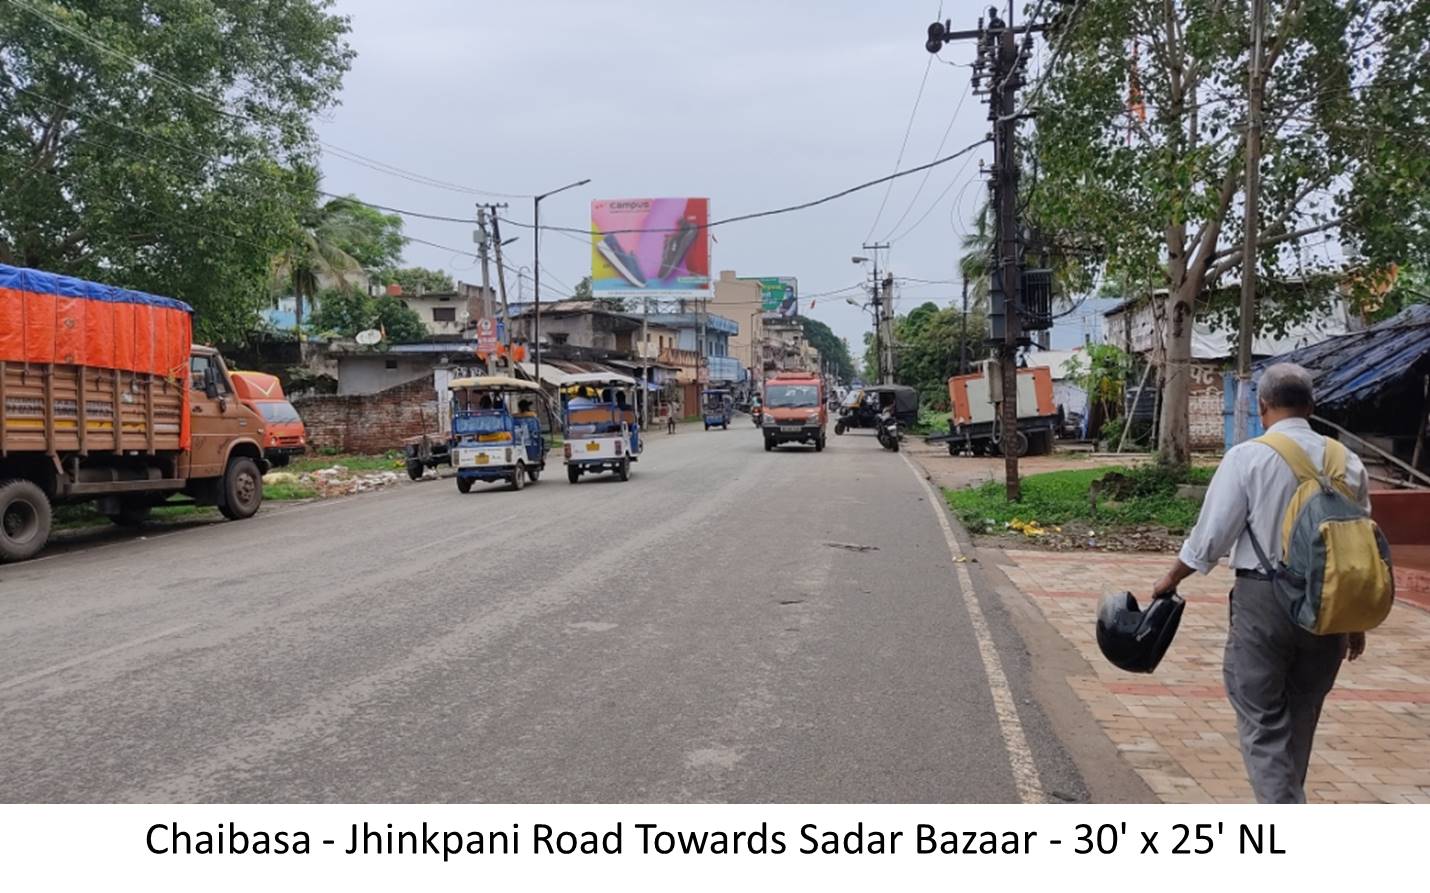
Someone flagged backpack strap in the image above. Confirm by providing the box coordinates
[1254,432,1318,483]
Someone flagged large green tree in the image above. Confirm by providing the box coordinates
[1033,0,1430,466]
[309,285,426,343]
[0,0,353,342]
[797,315,855,382]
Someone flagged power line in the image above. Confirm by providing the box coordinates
[882,76,973,242]
[865,51,936,242]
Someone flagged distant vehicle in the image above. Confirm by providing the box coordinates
[835,384,918,435]
[0,263,267,562]
[702,387,733,430]
[229,371,307,467]
[760,372,827,452]
[942,365,1057,456]
[449,376,552,493]
[562,373,643,483]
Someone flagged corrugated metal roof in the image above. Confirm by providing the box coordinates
[1256,304,1430,410]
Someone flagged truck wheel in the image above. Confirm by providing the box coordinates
[511,464,526,491]
[815,433,826,452]
[617,457,630,482]
[107,497,153,527]
[567,465,580,484]
[527,466,541,483]
[218,457,263,520]
[457,476,473,494]
[0,480,51,563]
[406,459,425,481]
[947,441,958,456]
[764,436,774,452]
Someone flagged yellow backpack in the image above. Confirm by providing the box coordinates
[1247,433,1395,635]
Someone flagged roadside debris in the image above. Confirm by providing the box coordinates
[262,465,404,498]
[824,542,879,552]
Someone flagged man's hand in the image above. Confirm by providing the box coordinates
[1151,573,1180,598]
[1347,632,1366,662]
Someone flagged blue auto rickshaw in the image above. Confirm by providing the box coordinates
[449,376,551,493]
[702,387,732,430]
[562,372,642,483]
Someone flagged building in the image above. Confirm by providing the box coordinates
[760,315,819,375]
[398,281,494,338]
[1100,288,1354,450]
[327,340,484,396]
[714,271,766,383]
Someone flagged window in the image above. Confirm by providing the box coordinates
[432,306,457,323]
[189,355,227,394]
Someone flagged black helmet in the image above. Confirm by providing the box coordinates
[1096,591,1185,674]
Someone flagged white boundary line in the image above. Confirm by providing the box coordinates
[900,451,1045,803]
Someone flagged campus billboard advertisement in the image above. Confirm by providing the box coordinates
[591,198,711,296]
[743,276,798,317]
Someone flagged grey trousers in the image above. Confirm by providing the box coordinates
[1223,576,1346,803]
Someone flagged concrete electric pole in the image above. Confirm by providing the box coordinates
[1234,0,1265,444]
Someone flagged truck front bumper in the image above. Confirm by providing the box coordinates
[763,424,822,444]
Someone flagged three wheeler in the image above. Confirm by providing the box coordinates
[449,376,552,493]
[561,373,643,483]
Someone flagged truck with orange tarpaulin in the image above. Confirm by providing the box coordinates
[230,370,307,467]
[942,363,1058,457]
[0,263,268,562]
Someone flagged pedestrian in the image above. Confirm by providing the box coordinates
[1149,362,1370,803]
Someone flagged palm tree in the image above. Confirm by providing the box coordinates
[958,200,994,314]
[271,193,368,340]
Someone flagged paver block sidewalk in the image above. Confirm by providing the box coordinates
[994,548,1430,803]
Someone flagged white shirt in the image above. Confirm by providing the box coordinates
[1178,417,1371,574]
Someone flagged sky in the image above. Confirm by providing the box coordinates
[315,0,1093,353]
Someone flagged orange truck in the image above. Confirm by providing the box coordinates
[229,371,307,467]
[760,371,827,452]
[943,363,1057,457]
[1,263,268,562]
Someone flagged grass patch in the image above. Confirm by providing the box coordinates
[264,482,319,501]
[945,464,1213,534]
[285,451,406,475]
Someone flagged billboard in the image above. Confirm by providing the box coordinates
[743,276,798,316]
[591,198,710,296]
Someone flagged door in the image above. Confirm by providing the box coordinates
[187,353,233,479]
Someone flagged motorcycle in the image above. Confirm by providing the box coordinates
[876,412,901,452]
[751,406,763,426]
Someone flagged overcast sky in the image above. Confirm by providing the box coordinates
[316,1,1100,352]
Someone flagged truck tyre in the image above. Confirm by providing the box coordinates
[567,464,580,484]
[0,479,51,563]
[617,457,631,482]
[947,441,958,456]
[406,459,425,481]
[217,457,263,520]
[457,476,473,494]
[763,436,773,452]
[815,433,826,452]
[527,466,541,483]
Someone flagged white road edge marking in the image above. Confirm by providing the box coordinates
[900,451,1045,803]
[0,624,195,693]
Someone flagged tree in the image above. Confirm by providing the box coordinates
[958,201,994,315]
[1033,0,1430,467]
[797,315,856,382]
[384,266,453,295]
[309,285,426,343]
[0,0,353,343]
[869,302,988,407]
[271,188,405,334]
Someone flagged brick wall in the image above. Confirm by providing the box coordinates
[1188,361,1226,451]
[293,373,439,454]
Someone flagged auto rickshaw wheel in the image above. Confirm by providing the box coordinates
[617,457,630,482]
[511,464,526,491]
[456,476,473,494]
[722,422,728,430]
[567,464,580,484]
[406,459,425,481]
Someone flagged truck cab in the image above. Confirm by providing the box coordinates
[760,372,827,452]
[230,370,307,467]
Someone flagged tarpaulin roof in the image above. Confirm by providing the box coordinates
[0,262,193,378]
[1256,304,1430,410]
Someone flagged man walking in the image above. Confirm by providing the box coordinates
[1150,363,1368,803]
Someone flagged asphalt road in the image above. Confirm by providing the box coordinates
[0,420,1095,802]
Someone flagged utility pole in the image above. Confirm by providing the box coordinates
[490,211,512,371]
[862,242,889,384]
[475,206,493,323]
[641,297,650,428]
[1234,0,1265,444]
[927,2,1041,501]
[881,272,896,384]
